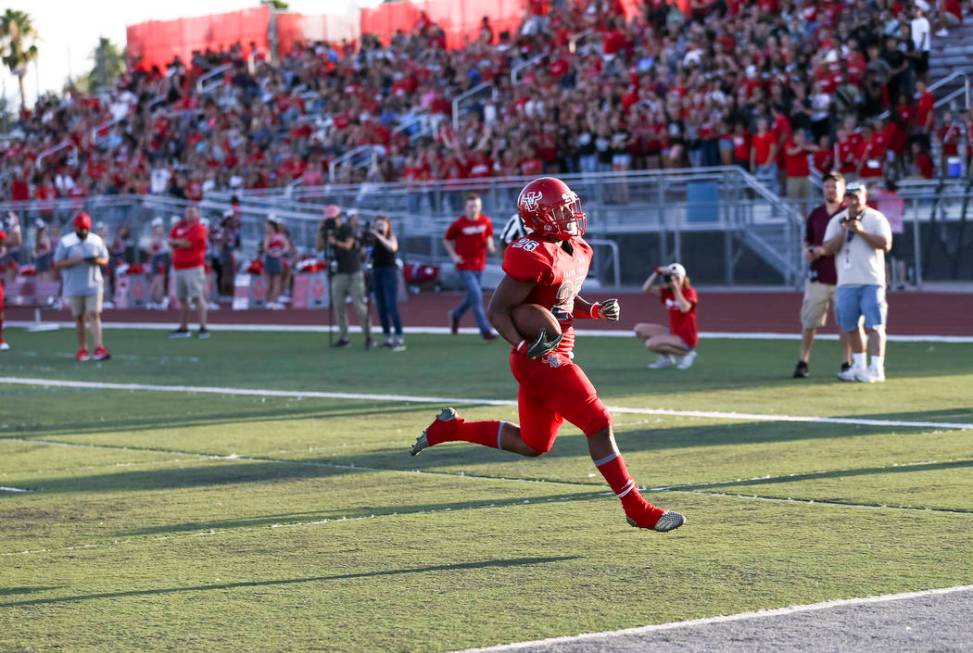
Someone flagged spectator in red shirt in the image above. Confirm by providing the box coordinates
[444,193,497,340]
[635,263,699,370]
[784,130,818,212]
[168,206,209,338]
[938,110,962,175]
[910,141,935,178]
[751,117,779,192]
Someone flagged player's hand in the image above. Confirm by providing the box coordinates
[596,298,620,321]
[522,329,562,359]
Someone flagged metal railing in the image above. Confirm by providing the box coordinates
[327,144,382,182]
[451,81,492,131]
[195,64,232,95]
[35,141,78,170]
[511,54,544,85]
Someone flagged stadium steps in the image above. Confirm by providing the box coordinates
[928,24,973,106]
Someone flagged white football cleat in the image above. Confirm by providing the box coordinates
[676,350,697,370]
[852,367,877,383]
[864,368,886,383]
[648,355,675,369]
[0,342,10,351]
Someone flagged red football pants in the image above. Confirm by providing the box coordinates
[508,349,612,454]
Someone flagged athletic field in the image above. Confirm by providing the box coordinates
[2,328,972,651]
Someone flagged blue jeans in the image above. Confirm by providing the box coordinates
[372,266,403,337]
[452,270,491,334]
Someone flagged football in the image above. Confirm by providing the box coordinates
[511,303,562,341]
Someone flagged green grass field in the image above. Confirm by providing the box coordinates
[2,329,972,652]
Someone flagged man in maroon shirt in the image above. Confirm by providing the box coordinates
[794,172,854,378]
[443,193,497,340]
[168,206,209,339]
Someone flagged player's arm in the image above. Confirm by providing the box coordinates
[487,275,536,348]
[573,296,620,321]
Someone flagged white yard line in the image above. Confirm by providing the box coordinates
[1,376,970,430]
[455,584,973,653]
[0,486,32,493]
[7,321,973,343]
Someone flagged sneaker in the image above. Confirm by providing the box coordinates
[0,342,9,352]
[840,361,852,373]
[410,407,458,456]
[648,355,675,369]
[392,339,407,352]
[793,360,809,378]
[75,348,91,362]
[868,368,886,383]
[92,346,111,361]
[383,337,395,349]
[676,350,697,370]
[837,367,860,382]
[627,510,686,533]
[197,327,210,339]
[482,331,498,341]
[333,338,351,348]
[448,311,459,335]
[851,367,875,383]
[169,328,191,339]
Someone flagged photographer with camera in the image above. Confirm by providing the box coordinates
[634,263,699,370]
[53,213,111,361]
[326,207,373,349]
[369,214,405,351]
[818,181,892,383]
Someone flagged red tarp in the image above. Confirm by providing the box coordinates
[126,6,270,71]
[361,0,527,49]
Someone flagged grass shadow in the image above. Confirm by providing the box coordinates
[0,556,580,608]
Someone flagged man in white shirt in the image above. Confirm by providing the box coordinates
[818,182,893,382]
[910,4,932,78]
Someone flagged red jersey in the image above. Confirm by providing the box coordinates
[502,235,593,357]
[783,139,810,178]
[445,214,494,271]
[661,286,699,349]
[170,221,207,270]
[752,132,776,166]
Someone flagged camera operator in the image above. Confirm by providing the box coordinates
[634,263,699,370]
[793,172,856,379]
[819,181,892,383]
[369,214,405,351]
[327,208,373,349]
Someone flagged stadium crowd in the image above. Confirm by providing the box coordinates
[2,0,971,209]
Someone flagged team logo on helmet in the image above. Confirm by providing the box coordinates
[519,191,543,212]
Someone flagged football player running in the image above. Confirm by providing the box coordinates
[410,177,685,533]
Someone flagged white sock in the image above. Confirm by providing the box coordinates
[852,353,867,369]
[870,355,884,372]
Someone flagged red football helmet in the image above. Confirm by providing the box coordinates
[516,177,586,240]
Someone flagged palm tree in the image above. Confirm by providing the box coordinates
[0,9,39,109]
[90,37,126,91]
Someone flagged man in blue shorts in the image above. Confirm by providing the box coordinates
[818,181,892,383]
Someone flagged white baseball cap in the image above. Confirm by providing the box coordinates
[665,263,687,278]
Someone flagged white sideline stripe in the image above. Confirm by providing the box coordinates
[457,584,973,653]
[2,376,971,431]
[0,486,32,493]
[8,321,973,343]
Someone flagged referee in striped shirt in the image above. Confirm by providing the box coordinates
[498,213,526,253]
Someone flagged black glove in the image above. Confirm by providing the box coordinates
[596,298,620,321]
[524,329,562,359]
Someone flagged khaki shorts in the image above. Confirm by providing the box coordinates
[800,280,835,330]
[68,291,103,318]
[175,266,205,301]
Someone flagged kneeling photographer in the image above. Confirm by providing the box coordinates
[634,263,699,370]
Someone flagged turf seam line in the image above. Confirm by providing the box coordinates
[9,321,973,342]
[454,585,973,652]
[678,490,973,515]
[2,376,970,431]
